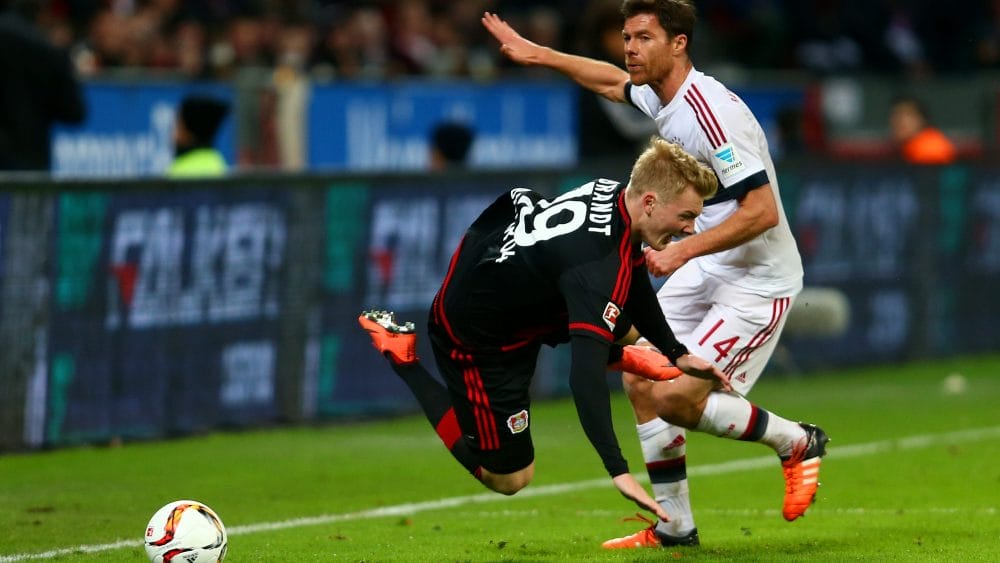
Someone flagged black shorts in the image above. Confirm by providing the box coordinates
[428,327,539,475]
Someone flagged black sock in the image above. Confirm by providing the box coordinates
[607,344,624,365]
[390,360,482,478]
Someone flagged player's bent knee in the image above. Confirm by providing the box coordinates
[622,372,662,420]
[482,464,534,495]
[622,371,654,399]
[652,386,703,427]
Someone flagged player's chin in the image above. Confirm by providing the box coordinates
[627,68,647,84]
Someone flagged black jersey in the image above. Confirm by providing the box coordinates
[428,178,687,477]
[432,178,637,352]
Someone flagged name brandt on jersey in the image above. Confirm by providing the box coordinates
[494,180,619,263]
[586,178,619,236]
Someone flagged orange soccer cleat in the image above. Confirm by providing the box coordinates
[780,423,830,521]
[608,345,683,381]
[358,310,418,365]
[601,514,699,549]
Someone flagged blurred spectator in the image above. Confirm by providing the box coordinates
[429,121,474,170]
[774,105,807,161]
[80,8,128,72]
[388,0,438,75]
[5,1,991,81]
[696,0,790,69]
[214,14,268,76]
[0,0,85,171]
[174,19,210,78]
[880,1,929,76]
[888,95,956,165]
[787,0,867,74]
[274,20,312,170]
[169,95,230,177]
[976,0,1000,68]
[312,3,390,80]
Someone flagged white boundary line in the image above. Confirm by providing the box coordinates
[3,425,999,561]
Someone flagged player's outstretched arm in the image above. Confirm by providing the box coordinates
[481,12,629,102]
[612,473,669,522]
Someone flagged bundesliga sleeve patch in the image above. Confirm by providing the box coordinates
[712,143,746,180]
[602,302,620,331]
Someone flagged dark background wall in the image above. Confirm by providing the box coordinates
[0,162,996,451]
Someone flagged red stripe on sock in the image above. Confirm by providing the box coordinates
[435,408,462,450]
[739,404,760,440]
[646,456,687,470]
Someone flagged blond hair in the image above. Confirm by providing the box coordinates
[627,137,717,201]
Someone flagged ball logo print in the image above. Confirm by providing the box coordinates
[143,500,228,562]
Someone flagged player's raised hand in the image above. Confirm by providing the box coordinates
[674,353,733,391]
[611,473,670,522]
[481,12,545,66]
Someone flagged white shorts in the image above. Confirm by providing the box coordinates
[652,262,796,395]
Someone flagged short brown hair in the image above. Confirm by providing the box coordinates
[628,137,717,201]
[620,0,697,49]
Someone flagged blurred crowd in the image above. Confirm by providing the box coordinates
[12,0,1000,81]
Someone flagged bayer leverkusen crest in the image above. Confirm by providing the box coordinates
[506,409,529,434]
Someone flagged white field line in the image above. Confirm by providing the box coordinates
[451,506,999,518]
[2,425,999,562]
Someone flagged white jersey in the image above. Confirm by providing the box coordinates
[626,69,803,297]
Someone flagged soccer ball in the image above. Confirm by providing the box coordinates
[143,500,228,563]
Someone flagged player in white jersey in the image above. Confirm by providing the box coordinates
[483,0,828,548]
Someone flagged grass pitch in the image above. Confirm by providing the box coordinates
[1,355,998,561]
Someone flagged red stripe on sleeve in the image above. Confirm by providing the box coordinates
[690,85,728,144]
[684,93,721,148]
[569,322,613,341]
[434,236,467,347]
[610,192,633,304]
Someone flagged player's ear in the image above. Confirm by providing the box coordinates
[672,34,687,54]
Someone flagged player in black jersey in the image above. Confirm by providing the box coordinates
[360,138,729,521]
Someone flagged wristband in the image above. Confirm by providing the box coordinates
[663,343,689,364]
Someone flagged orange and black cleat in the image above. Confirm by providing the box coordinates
[601,514,699,549]
[780,423,829,521]
[358,310,418,365]
[608,345,683,381]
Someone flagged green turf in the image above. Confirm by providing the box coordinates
[1,355,998,561]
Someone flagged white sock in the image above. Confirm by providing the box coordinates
[695,392,806,457]
[636,418,695,536]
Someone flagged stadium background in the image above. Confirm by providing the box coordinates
[1,0,999,452]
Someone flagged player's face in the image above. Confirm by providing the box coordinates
[889,102,923,143]
[622,14,673,85]
[644,185,702,250]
